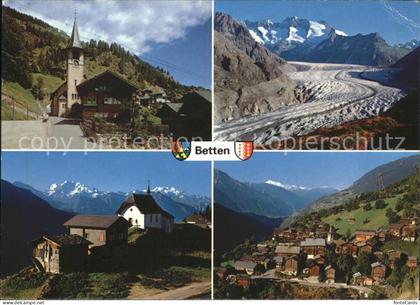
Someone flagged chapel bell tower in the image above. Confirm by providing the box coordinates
[66,12,84,110]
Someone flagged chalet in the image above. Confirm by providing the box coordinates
[157,90,211,140]
[283,255,299,275]
[389,224,403,238]
[355,229,376,242]
[400,217,417,226]
[300,238,326,259]
[32,234,91,274]
[336,241,358,257]
[373,251,384,261]
[348,217,356,224]
[77,70,139,121]
[352,272,374,286]
[184,214,210,228]
[234,260,257,275]
[63,215,128,255]
[116,188,174,233]
[50,17,138,119]
[371,262,386,282]
[324,265,336,284]
[313,255,325,265]
[275,244,301,257]
[235,274,251,288]
[406,256,418,269]
[401,225,416,242]
[274,256,284,268]
[377,228,388,242]
[356,242,373,255]
[387,250,401,261]
[273,228,297,241]
[176,89,211,140]
[157,103,183,131]
[256,243,269,254]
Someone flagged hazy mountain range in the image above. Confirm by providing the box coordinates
[214,169,337,218]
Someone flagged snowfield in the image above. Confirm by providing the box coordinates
[214,62,406,144]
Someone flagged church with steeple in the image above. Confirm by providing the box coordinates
[50,14,138,119]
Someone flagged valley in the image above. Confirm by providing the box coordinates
[214,62,406,144]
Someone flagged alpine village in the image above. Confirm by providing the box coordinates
[1,6,211,149]
[214,156,420,300]
[1,179,212,299]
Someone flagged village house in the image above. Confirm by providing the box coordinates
[234,274,252,288]
[401,225,416,242]
[406,256,418,269]
[300,238,326,259]
[32,234,91,274]
[371,262,386,283]
[352,272,374,286]
[303,263,321,281]
[184,214,210,229]
[387,250,402,269]
[157,89,211,140]
[324,265,336,284]
[400,217,417,226]
[389,223,403,238]
[50,17,138,120]
[116,187,174,233]
[275,244,301,257]
[356,242,373,255]
[76,70,139,121]
[234,260,258,275]
[63,215,129,255]
[373,251,384,261]
[336,241,358,257]
[313,255,325,265]
[355,229,376,242]
[377,228,388,242]
[283,255,299,275]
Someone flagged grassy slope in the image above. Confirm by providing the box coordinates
[322,195,402,235]
[2,81,39,114]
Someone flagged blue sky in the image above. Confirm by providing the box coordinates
[217,0,420,44]
[215,152,419,190]
[1,152,211,197]
[4,0,211,88]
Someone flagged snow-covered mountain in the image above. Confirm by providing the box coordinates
[13,181,210,221]
[395,39,420,50]
[265,179,338,205]
[245,16,347,51]
[243,16,410,66]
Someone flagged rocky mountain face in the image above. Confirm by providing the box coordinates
[214,12,298,124]
[214,169,335,218]
[13,181,210,221]
[1,180,74,276]
[244,16,411,66]
[392,46,420,89]
[309,154,420,210]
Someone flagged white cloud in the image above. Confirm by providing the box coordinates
[4,0,211,54]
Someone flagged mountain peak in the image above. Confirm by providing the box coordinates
[265,179,311,191]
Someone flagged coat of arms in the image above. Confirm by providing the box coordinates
[234,141,253,161]
[172,141,191,161]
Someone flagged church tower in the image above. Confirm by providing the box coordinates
[327,224,334,244]
[66,14,84,110]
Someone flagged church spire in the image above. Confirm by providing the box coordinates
[147,180,151,195]
[68,10,82,49]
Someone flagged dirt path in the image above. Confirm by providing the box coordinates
[128,281,210,300]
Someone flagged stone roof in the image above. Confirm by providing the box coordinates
[275,245,300,254]
[234,260,257,270]
[63,215,123,229]
[371,262,385,268]
[300,238,326,247]
[44,234,92,246]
